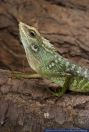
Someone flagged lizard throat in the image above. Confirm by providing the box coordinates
[26,48,40,72]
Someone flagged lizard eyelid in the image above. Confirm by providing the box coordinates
[29,30,36,38]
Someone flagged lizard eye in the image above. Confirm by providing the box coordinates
[31,44,38,52]
[29,30,36,38]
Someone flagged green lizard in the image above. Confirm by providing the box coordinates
[19,22,89,96]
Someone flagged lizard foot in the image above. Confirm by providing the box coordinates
[48,87,65,97]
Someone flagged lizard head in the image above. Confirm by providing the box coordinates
[19,22,42,52]
[19,22,56,71]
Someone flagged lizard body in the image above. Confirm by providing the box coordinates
[19,22,89,96]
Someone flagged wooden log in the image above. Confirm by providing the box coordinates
[0,69,89,132]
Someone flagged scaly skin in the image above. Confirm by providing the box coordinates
[19,22,89,96]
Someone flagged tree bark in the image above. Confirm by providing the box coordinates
[0,0,89,131]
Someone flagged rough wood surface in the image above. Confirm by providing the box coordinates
[0,0,89,131]
[0,69,89,132]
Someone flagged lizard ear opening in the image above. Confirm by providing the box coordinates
[31,44,39,52]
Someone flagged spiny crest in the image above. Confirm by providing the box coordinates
[42,37,56,52]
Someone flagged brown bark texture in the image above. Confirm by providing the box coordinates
[0,0,89,131]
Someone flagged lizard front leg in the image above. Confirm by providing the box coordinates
[10,71,41,79]
[48,76,71,97]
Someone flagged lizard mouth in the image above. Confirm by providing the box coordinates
[19,22,30,48]
[19,22,27,37]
